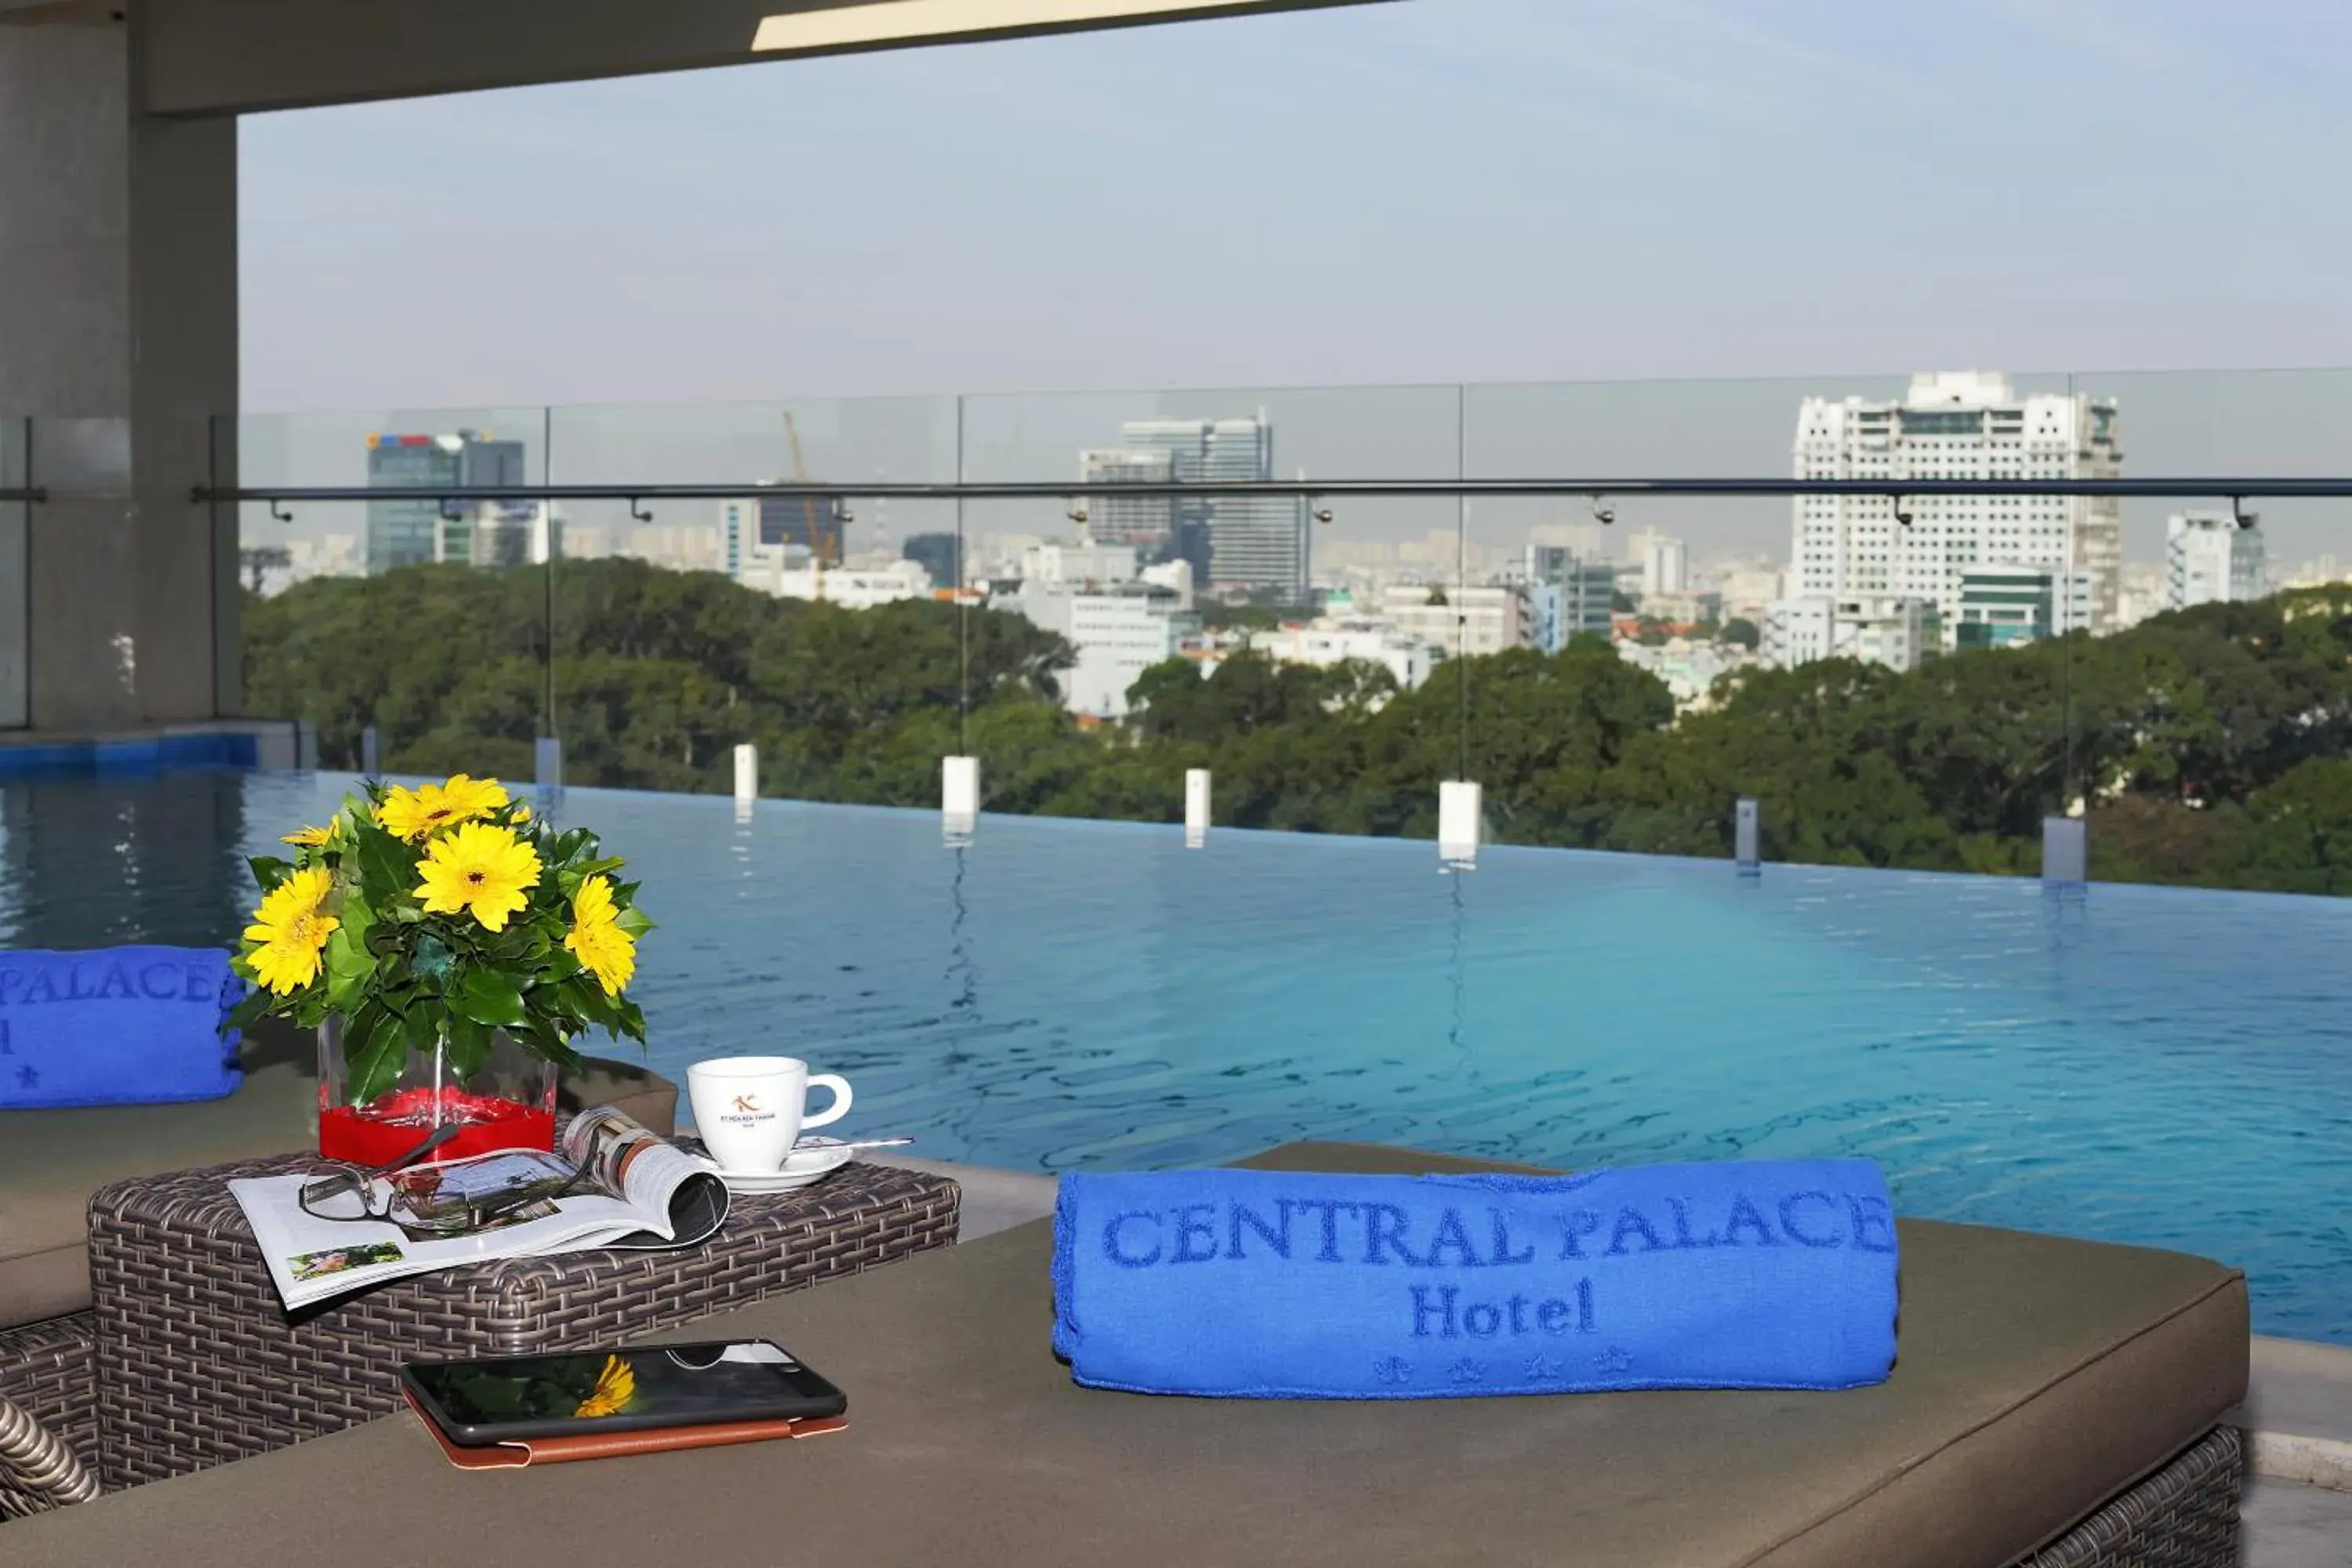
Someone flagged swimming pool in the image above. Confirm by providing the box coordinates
[5,769,2347,1342]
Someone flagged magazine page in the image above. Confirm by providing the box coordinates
[559,1106,731,1254]
[230,1168,652,1310]
[230,1108,730,1308]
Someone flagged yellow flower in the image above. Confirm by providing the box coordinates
[281,824,334,848]
[376,774,510,842]
[564,875,637,996]
[413,822,542,932]
[512,802,532,824]
[242,867,340,996]
[573,1354,636,1419]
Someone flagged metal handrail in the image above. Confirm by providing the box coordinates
[192,477,2352,507]
[0,488,42,503]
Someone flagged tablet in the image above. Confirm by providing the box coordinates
[401,1339,847,1446]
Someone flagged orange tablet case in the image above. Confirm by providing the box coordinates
[402,1388,849,1469]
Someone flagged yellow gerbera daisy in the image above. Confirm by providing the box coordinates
[413,822,543,932]
[564,875,637,996]
[281,824,334,848]
[572,1354,636,1419]
[242,867,340,996]
[376,774,510,842]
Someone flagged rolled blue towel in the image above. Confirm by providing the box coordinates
[1052,1159,1899,1399]
[0,947,245,1110]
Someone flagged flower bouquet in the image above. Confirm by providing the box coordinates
[228,774,652,1165]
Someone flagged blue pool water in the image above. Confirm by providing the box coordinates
[4,771,2348,1342]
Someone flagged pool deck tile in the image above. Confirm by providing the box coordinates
[2244,1478,2352,1567]
[2234,1337,2352,1491]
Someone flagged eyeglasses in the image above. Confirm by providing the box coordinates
[298,1125,586,1234]
[297,1123,463,1225]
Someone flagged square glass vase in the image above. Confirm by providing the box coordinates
[314,1015,559,1165]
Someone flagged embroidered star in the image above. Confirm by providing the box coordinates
[14,1065,36,1090]
[1592,1346,1634,1374]
[1446,1358,1487,1385]
[1523,1354,1563,1380]
[1373,1356,1414,1386]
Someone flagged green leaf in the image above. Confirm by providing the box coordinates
[613,906,654,939]
[354,825,417,902]
[344,1007,408,1107]
[550,828,593,868]
[440,1016,492,1082]
[324,927,374,1014]
[557,975,619,1029]
[246,855,295,895]
[450,968,528,1029]
[403,1004,441,1055]
[339,893,376,953]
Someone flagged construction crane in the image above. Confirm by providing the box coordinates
[780,412,844,603]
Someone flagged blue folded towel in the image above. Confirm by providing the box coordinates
[1052,1159,1899,1399]
[0,947,245,1110]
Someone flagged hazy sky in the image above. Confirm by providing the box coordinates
[237,0,2352,564]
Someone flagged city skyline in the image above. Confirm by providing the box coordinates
[238,367,2352,570]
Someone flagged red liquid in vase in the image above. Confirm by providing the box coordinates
[318,1088,556,1167]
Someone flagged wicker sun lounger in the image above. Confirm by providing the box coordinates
[5,1142,2249,1567]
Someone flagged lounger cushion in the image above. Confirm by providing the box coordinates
[0,1020,676,1329]
[3,1140,2249,1568]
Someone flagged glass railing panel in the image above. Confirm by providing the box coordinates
[1459,371,2077,866]
[0,418,27,728]
[544,396,963,800]
[2054,367,2352,892]
[957,382,1465,838]
[234,405,550,776]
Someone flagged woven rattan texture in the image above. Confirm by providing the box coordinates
[2012,1425,2241,1568]
[86,1155,956,1488]
[0,1312,98,1518]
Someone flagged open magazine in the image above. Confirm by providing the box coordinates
[230,1107,730,1310]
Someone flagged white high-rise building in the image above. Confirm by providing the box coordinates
[2164,512,2266,611]
[1791,372,2123,643]
[1631,530,1689,597]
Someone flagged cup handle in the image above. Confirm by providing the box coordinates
[801,1074,853,1131]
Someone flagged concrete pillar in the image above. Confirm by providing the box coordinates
[0,11,238,732]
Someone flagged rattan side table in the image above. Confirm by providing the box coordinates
[85,1153,958,1489]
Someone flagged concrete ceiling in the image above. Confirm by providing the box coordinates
[137,0,1395,117]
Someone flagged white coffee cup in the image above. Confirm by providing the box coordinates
[686,1056,853,1174]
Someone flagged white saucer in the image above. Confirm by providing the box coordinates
[698,1142,855,1194]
